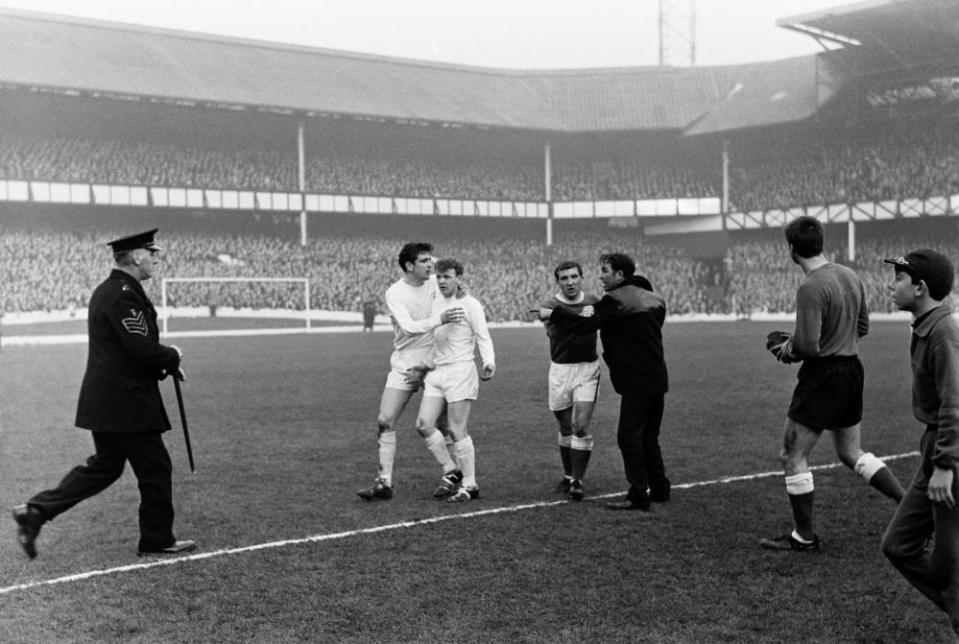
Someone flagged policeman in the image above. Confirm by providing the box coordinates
[11,229,196,558]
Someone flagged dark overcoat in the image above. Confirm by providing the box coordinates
[550,275,668,396]
[75,269,181,432]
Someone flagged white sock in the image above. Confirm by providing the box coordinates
[785,472,814,495]
[570,435,594,452]
[445,434,456,461]
[424,429,457,472]
[454,436,477,488]
[378,431,396,486]
[854,452,884,483]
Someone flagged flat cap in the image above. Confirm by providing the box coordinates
[884,249,955,301]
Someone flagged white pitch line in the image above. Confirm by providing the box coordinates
[0,451,918,596]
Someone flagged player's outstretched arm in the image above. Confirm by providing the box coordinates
[385,288,457,335]
[549,304,602,336]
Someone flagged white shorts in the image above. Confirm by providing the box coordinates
[548,360,601,411]
[424,361,478,403]
[384,348,432,391]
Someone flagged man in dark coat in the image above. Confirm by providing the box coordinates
[538,252,670,512]
[11,229,196,558]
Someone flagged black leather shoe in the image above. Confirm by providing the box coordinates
[11,504,44,559]
[606,500,651,512]
[138,540,197,556]
[650,490,671,503]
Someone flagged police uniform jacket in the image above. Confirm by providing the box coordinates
[551,275,668,396]
[75,269,181,433]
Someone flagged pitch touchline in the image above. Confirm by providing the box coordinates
[0,451,919,596]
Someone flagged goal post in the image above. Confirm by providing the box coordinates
[160,277,311,334]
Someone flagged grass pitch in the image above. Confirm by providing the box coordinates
[0,321,949,643]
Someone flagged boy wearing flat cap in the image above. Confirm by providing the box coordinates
[881,248,959,640]
[11,229,196,558]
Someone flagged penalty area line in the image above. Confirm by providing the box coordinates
[0,451,918,596]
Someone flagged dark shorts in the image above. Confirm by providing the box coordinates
[787,356,864,432]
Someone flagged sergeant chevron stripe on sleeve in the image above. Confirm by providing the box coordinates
[121,309,148,336]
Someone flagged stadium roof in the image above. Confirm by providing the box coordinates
[0,7,775,133]
[688,0,959,134]
[684,55,843,136]
[1,4,953,137]
[777,0,959,77]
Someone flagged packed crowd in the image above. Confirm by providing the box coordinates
[1,228,709,320]
[0,135,544,201]
[6,225,954,320]
[0,135,299,191]
[728,120,959,212]
[551,153,719,202]
[723,231,959,317]
[303,153,544,201]
[1,114,957,210]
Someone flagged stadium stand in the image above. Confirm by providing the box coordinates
[2,113,957,209]
[0,134,547,200]
[3,215,956,320]
[0,133,298,190]
[728,117,959,212]
[0,222,710,320]
[723,222,959,318]
[1,4,958,321]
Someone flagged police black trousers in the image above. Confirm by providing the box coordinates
[28,430,176,551]
[617,393,669,508]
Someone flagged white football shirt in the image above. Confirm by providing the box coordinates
[384,275,443,352]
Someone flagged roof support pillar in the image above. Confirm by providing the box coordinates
[298,120,307,246]
[544,142,553,246]
[847,217,856,263]
[721,138,730,231]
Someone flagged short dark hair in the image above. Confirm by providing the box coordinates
[784,216,824,258]
[600,253,635,278]
[398,242,433,272]
[113,250,136,266]
[553,261,583,280]
[434,257,464,276]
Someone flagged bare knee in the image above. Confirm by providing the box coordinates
[778,447,800,471]
[779,421,820,474]
[377,416,396,434]
[836,447,864,470]
[553,411,572,436]
[413,417,433,438]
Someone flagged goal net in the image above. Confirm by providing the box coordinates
[160,277,311,335]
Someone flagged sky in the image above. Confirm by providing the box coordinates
[0,0,857,69]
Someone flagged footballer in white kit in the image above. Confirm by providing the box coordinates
[357,243,465,502]
[409,257,495,502]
